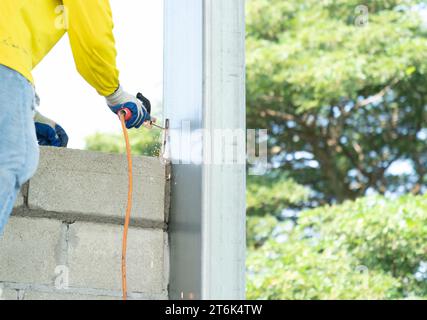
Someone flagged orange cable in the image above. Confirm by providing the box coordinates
[119,113,133,301]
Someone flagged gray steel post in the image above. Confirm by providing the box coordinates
[164,0,246,300]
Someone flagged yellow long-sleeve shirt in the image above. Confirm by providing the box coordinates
[0,0,119,96]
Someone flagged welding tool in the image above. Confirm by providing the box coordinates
[115,92,163,129]
[107,88,151,129]
[116,93,169,301]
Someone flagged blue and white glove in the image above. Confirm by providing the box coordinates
[106,86,152,129]
[34,111,69,148]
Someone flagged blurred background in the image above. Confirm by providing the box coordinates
[35,0,427,299]
[245,0,427,299]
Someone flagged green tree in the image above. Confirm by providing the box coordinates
[247,173,309,247]
[85,128,162,157]
[247,194,427,299]
[246,0,427,300]
[247,0,427,205]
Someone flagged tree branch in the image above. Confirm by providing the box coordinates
[354,79,400,110]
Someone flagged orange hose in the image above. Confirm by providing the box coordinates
[119,113,133,301]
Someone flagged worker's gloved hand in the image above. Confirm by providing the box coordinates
[34,111,69,147]
[106,86,152,129]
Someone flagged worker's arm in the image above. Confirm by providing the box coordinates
[63,0,153,129]
[63,0,119,97]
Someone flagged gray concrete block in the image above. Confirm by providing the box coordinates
[22,289,168,300]
[13,183,28,209]
[13,191,24,208]
[67,222,166,294]
[22,290,120,300]
[28,147,169,226]
[0,286,19,300]
[0,217,61,285]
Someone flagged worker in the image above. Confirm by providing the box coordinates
[0,0,153,235]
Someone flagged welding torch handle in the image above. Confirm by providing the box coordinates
[117,108,165,130]
[117,108,133,121]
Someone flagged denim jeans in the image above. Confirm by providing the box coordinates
[0,64,39,235]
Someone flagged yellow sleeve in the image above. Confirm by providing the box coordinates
[63,0,120,96]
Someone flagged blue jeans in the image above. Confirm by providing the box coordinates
[0,64,39,235]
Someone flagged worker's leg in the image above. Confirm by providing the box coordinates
[0,64,39,235]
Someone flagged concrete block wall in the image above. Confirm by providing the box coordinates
[0,147,170,300]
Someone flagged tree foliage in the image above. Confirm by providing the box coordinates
[246,0,427,300]
[247,172,310,247]
[247,0,427,205]
[85,128,162,157]
[247,173,309,217]
[247,194,427,299]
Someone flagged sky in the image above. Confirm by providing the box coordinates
[32,0,164,149]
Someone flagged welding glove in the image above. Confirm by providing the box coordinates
[34,111,69,148]
[106,86,152,129]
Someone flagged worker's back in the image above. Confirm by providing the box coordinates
[0,0,65,84]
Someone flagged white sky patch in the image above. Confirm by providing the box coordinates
[386,159,415,176]
[32,0,164,149]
